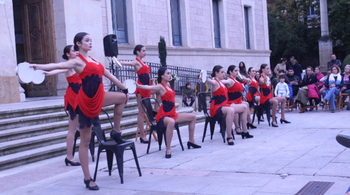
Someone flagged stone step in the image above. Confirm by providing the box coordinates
[0,113,205,171]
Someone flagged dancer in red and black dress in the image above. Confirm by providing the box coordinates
[136,67,201,158]
[121,45,151,143]
[206,65,236,145]
[246,67,260,107]
[44,45,81,166]
[226,65,254,138]
[32,32,128,190]
[259,64,290,127]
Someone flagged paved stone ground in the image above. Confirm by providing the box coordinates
[1,107,350,195]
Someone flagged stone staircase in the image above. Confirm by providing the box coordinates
[0,95,204,170]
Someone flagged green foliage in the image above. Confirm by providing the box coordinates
[268,0,320,68]
[343,54,350,67]
[158,36,167,67]
[328,0,350,52]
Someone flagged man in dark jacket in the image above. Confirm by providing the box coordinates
[327,54,342,70]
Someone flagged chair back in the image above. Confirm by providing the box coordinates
[248,86,258,106]
[198,92,210,117]
[141,98,159,126]
[91,117,107,144]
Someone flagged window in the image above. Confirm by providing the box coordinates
[111,0,128,44]
[170,0,182,46]
[212,0,221,48]
[244,6,251,50]
[307,6,316,19]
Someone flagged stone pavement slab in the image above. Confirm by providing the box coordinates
[1,109,350,195]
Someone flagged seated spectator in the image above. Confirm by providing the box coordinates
[315,66,324,90]
[294,66,318,113]
[341,65,350,94]
[321,65,342,113]
[287,68,300,105]
[182,82,195,107]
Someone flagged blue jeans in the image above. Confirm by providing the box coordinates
[182,97,195,107]
[288,84,294,104]
[323,87,340,110]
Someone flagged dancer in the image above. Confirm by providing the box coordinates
[135,67,201,158]
[32,32,128,190]
[43,45,81,166]
[120,45,150,143]
[226,65,254,138]
[206,65,236,145]
[258,64,290,127]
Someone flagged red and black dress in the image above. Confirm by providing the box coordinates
[227,76,243,104]
[75,54,105,129]
[210,78,231,119]
[134,58,151,98]
[64,73,81,120]
[246,77,259,107]
[260,74,272,105]
[156,83,179,129]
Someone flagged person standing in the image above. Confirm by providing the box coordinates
[274,58,287,76]
[32,32,129,190]
[44,45,81,166]
[120,45,151,143]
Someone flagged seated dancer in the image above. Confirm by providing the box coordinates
[135,67,201,159]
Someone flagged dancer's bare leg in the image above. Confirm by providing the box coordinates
[136,94,148,141]
[230,104,248,132]
[274,97,286,120]
[175,113,197,143]
[103,92,126,133]
[79,126,97,187]
[66,116,79,161]
[269,98,278,124]
[163,117,175,155]
[222,107,235,141]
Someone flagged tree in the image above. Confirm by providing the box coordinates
[328,0,350,55]
[268,0,320,69]
[158,36,167,67]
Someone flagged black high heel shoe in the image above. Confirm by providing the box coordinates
[280,119,291,124]
[235,127,242,135]
[247,123,257,129]
[271,121,278,127]
[65,158,80,166]
[84,178,99,190]
[110,130,126,144]
[226,137,234,145]
[165,151,172,159]
[241,132,254,139]
[140,137,149,144]
[187,142,201,149]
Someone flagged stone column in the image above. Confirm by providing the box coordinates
[318,0,332,72]
[0,1,22,104]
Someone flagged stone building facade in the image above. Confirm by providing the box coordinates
[0,0,270,104]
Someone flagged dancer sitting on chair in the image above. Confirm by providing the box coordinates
[226,65,254,138]
[206,65,237,145]
[135,67,201,159]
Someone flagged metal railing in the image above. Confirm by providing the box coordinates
[108,60,210,94]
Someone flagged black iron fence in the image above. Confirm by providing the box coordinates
[108,60,210,95]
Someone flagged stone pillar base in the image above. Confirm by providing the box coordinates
[0,76,21,104]
[318,37,333,72]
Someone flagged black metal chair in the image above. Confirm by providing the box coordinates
[92,116,141,184]
[141,98,184,154]
[249,86,271,126]
[198,92,231,143]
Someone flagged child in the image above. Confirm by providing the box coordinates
[274,75,290,98]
